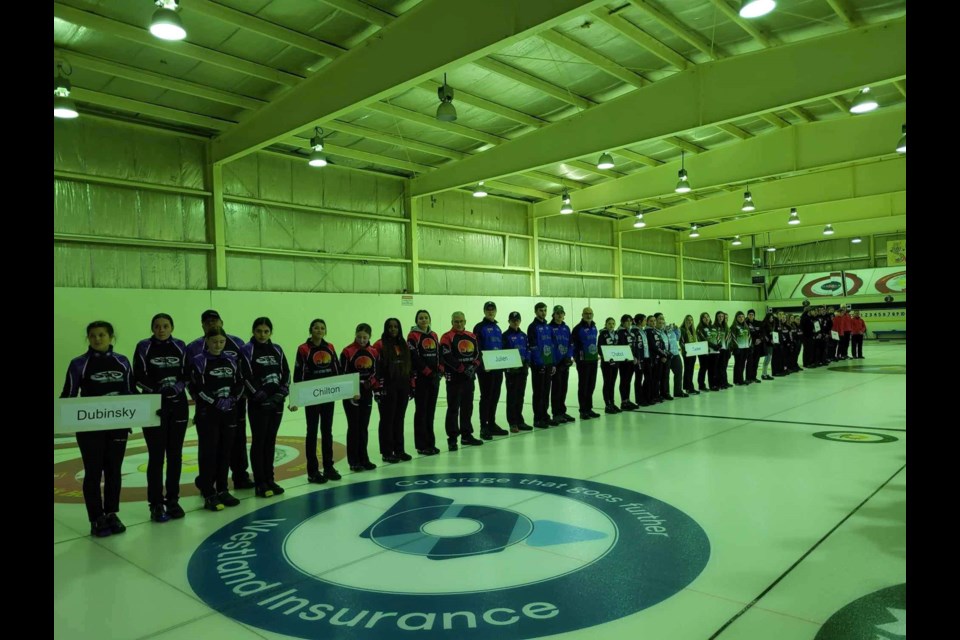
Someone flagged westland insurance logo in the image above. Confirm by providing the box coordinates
[188,473,710,639]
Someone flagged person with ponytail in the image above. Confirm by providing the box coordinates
[374,318,414,463]
[679,315,700,396]
[291,319,341,484]
[730,311,750,386]
[340,324,379,471]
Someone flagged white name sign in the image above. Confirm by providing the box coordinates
[684,341,709,357]
[813,321,821,332]
[291,374,360,408]
[601,346,632,362]
[55,395,162,434]
[772,333,780,344]
[483,349,522,370]
[830,330,840,340]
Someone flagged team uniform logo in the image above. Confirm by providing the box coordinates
[90,371,124,383]
[312,351,332,365]
[354,355,373,370]
[421,338,437,351]
[150,356,182,368]
[209,367,235,378]
[457,341,476,355]
[188,473,709,639]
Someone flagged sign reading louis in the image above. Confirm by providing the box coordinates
[187,473,710,639]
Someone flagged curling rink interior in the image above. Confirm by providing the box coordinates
[53,342,906,640]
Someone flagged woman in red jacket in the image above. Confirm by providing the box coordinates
[408,310,442,456]
[291,319,341,484]
[374,318,415,464]
[340,324,379,472]
[850,310,867,359]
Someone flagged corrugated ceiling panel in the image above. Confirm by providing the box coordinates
[624,280,677,301]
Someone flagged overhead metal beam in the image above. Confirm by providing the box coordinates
[411,20,906,198]
[473,58,596,111]
[628,0,724,60]
[825,0,863,28]
[55,47,266,111]
[894,80,906,97]
[318,0,395,27]
[759,112,791,128]
[181,0,347,59]
[663,136,706,154]
[828,95,852,113]
[71,87,237,131]
[686,192,905,240]
[615,149,663,167]
[708,0,777,48]
[53,3,303,86]
[717,122,753,139]
[324,121,468,160]
[419,81,547,128]
[539,30,649,89]
[366,102,505,146]
[211,0,609,164]
[631,159,905,232]
[591,9,691,70]
[748,215,906,248]
[787,106,815,123]
[282,136,433,173]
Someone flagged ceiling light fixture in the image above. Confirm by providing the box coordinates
[849,87,878,114]
[741,190,755,212]
[560,190,573,214]
[851,237,863,244]
[597,152,615,170]
[787,207,801,225]
[896,124,906,154]
[739,0,776,19]
[473,181,488,198]
[766,246,776,252]
[436,73,457,122]
[308,128,327,167]
[731,235,743,246]
[150,0,187,41]
[675,150,691,193]
[823,224,835,235]
[633,213,646,228]
[53,63,78,119]
[689,224,700,238]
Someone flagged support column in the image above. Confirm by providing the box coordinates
[530,205,541,296]
[614,226,624,299]
[677,240,684,300]
[723,245,732,300]
[204,143,227,289]
[405,183,420,293]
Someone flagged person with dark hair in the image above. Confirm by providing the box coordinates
[571,307,601,420]
[657,314,684,399]
[632,313,648,406]
[760,312,776,381]
[697,313,716,391]
[441,312,484,449]
[788,314,803,372]
[291,319,341,484]
[836,307,852,360]
[644,315,666,404]
[474,301,509,439]
[503,311,533,432]
[241,317,290,498]
[374,318,414,463]
[598,317,622,413]
[746,309,763,384]
[821,307,835,365]
[186,310,254,491]
[340,324,379,472]
[408,310,441,456]
[713,311,731,390]
[679,315,700,396]
[772,311,789,377]
[134,313,189,522]
[61,321,136,537]
[730,311,750,386]
[800,306,816,369]
[850,310,867,359]
[527,302,557,428]
[188,327,245,512]
[616,314,638,410]
[549,305,575,424]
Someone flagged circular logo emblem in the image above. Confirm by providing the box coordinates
[188,473,709,639]
[801,272,864,298]
[53,436,340,503]
[874,271,906,294]
[313,351,332,365]
[421,338,436,350]
[354,356,373,370]
[812,431,899,444]
[457,341,476,354]
[815,583,905,639]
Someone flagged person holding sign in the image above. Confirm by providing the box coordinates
[800,307,816,369]
[188,327,245,512]
[527,302,557,428]
[291,319,341,484]
[760,313,776,381]
[746,309,763,384]
[474,302,509,440]
[441,312,484,449]
[712,312,730,390]
[374,318,414,463]
[340,324,380,472]
[503,312,533,432]
[679,315,700,395]
[133,313,189,523]
[60,321,136,537]
[697,313,716,392]
[408,310,442,456]
[598,317,621,413]
[549,306,575,424]
[658,314,685,399]
[850,310,867,359]
[616,315,639,411]
[730,312,750,386]
[571,307,601,420]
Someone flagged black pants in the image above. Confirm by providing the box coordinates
[550,363,571,417]
[576,361,598,413]
[839,331,851,357]
[230,397,250,482]
[143,399,189,505]
[76,429,129,522]
[733,350,748,384]
[196,409,236,498]
[664,354,682,397]
[802,337,815,367]
[600,362,618,407]
[699,354,715,389]
[378,386,410,457]
[772,344,786,375]
[852,334,864,357]
[633,360,645,404]
[618,362,635,403]
[343,398,373,467]
[445,376,476,441]
[747,344,762,381]
[717,350,731,387]
[531,366,552,423]
[505,369,528,426]
[682,355,696,392]
[644,360,659,403]
[477,369,504,429]
[304,403,335,477]
[829,338,839,360]
[413,375,440,451]
[249,400,284,485]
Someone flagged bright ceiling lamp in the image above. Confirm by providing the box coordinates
[560,190,573,214]
[823,224,835,235]
[150,0,186,41]
[675,150,691,193]
[308,128,327,167]
[766,246,777,252]
[851,237,863,244]
[53,64,79,119]
[896,124,906,154]
[689,224,700,238]
[597,152,615,170]
[849,87,878,114]
[473,181,488,198]
[787,207,801,225]
[741,191,755,212]
[436,74,457,122]
[633,213,646,228]
[731,235,743,246]
[739,0,776,19]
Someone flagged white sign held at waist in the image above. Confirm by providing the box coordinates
[601,346,632,362]
[482,349,522,370]
[684,341,709,357]
[55,395,162,434]
[291,373,360,407]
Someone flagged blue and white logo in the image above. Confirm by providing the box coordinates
[188,473,710,639]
